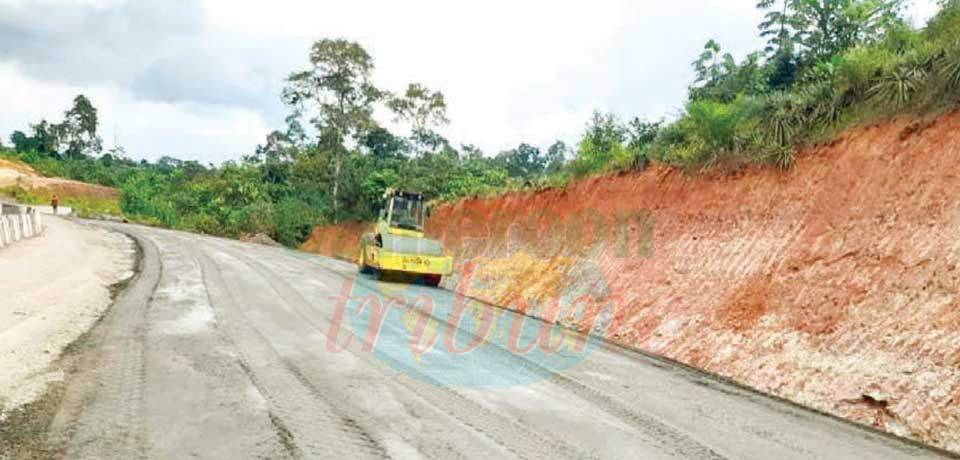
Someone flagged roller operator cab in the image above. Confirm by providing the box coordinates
[358,189,453,287]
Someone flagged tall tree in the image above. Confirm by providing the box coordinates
[692,40,735,86]
[627,118,662,151]
[10,130,38,153]
[495,143,546,179]
[758,0,907,66]
[29,120,60,155]
[758,0,802,87]
[283,39,382,222]
[545,141,568,174]
[60,94,102,158]
[582,111,627,154]
[388,83,449,153]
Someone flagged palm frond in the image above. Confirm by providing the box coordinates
[938,40,960,90]
[869,65,926,107]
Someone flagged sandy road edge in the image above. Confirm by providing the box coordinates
[0,222,142,460]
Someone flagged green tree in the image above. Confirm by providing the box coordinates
[10,130,39,153]
[284,39,383,222]
[691,45,771,102]
[570,112,630,176]
[59,95,103,158]
[627,118,662,151]
[758,0,907,66]
[17,121,61,155]
[495,143,546,179]
[388,83,449,153]
[545,141,568,174]
[692,40,734,87]
[582,111,627,153]
[363,127,409,160]
[758,0,802,87]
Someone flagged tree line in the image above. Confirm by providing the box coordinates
[647,0,960,168]
[2,0,958,246]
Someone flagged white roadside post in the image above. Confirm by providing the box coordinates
[0,205,45,248]
[11,215,21,242]
[22,214,31,239]
[8,215,16,245]
[34,210,43,235]
[3,216,11,246]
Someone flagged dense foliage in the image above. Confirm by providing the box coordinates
[648,0,960,170]
[572,0,960,174]
[3,1,959,247]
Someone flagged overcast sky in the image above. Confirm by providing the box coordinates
[0,0,942,164]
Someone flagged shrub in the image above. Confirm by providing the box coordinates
[759,92,807,148]
[0,184,121,218]
[675,97,761,164]
[870,65,927,107]
[833,46,894,103]
[275,197,325,247]
[938,39,960,92]
[225,200,277,237]
[570,138,635,178]
[924,0,960,46]
[177,213,223,235]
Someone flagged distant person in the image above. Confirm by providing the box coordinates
[51,195,60,215]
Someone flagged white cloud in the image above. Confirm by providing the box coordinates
[0,0,946,162]
[0,62,270,164]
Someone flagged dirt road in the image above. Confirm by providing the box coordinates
[45,223,949,459]
[0,217,133,417]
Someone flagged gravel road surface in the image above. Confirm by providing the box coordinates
[46,222,951,459]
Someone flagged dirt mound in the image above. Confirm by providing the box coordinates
[302,111,960,452]
[0,159,117,200]
[29,179,118,200]
[0,158,37,176]
[240,233,282,247]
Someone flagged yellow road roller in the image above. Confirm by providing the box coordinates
[358,189,453,287]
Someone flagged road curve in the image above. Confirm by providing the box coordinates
[49,222,949,460]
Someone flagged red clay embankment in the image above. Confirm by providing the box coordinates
[303,112,960,451]
[0,158,118,201]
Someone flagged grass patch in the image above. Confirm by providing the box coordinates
[0,185,121,219]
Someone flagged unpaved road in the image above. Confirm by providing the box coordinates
[0,217,133,417]
[42,223,949,459]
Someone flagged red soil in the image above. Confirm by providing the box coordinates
[302,111,960,451]
[0,159,118,200]
[301,220,366,261]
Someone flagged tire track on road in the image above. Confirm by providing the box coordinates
[63,230,158,460]
[218,246,602,460]
[192,248,388,460]
[270,249,727,459]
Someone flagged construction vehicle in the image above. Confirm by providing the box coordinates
[358,189,452,287]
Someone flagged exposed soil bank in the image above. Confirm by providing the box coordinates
[0,158,118,200]
[303,111,960,452]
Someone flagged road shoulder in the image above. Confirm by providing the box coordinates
[0,217,135,459]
